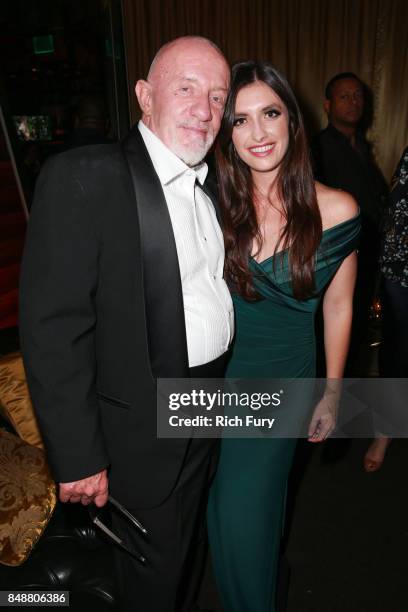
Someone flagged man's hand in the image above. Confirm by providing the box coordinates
[59,469,109,507]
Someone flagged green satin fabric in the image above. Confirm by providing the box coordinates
[208,214,361,612]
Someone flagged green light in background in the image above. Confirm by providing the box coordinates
[33,35,54,55]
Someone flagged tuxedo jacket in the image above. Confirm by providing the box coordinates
[20,126,220,509]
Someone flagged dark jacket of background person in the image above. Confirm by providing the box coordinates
[312,124,387,244]
[379,146,408,377]
[312,124,388,374]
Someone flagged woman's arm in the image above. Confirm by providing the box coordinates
[308,187,359,442]
[323,251,357,378]
[308,252,357,442]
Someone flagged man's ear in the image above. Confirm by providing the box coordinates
[135,80,153,116]
[323,98,330,117]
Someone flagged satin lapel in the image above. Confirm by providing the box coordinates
[201,174,222,227]
[122,127,189,378]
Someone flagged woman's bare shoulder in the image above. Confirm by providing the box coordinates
[315,181,359,231]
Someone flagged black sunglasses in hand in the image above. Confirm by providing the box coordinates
[88,495,148,564]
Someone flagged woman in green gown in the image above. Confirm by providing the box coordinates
[207,62,361,611]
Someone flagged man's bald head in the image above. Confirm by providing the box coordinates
[147,36,227,83]
[136,36,230,166]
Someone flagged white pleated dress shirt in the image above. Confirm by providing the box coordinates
[138,121,234,368]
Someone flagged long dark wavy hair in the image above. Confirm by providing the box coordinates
[216,61,322,300]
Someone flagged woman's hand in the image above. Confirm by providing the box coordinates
[307,385,340,443]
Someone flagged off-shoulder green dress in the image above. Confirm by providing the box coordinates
[207,214,361,612]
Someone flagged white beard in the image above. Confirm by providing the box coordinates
[174,143,210,166]
[171,125,215,166]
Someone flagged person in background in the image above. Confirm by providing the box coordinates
[364,146,408,471]
[312,72,388,374]
[64,94,113,149]
[20,36,232,612]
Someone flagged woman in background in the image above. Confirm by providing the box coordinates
[207,61,360,612]
[364,146,408,471]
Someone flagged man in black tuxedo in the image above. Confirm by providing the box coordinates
[20,36,233,612]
